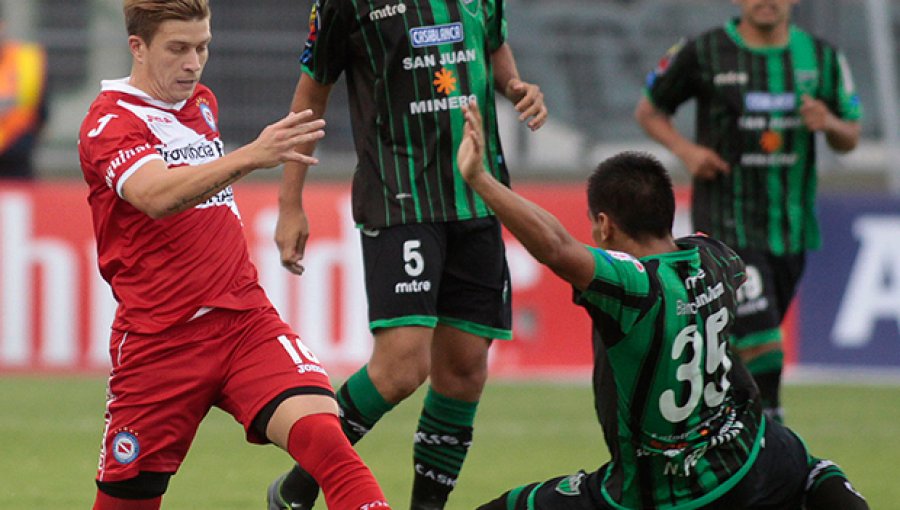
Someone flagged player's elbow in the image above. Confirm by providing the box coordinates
[125,189,180,220]
[827,123,861,153]
[830,134,859,153]
[634,100,658,132]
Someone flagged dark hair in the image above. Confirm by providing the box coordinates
[123,0,210,45]
[586,151,675,240]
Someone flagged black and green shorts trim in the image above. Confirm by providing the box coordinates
[362,218,513,340]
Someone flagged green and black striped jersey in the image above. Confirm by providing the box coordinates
[644,19,862,255]
[300,0,509,228]
[574,235,764,509]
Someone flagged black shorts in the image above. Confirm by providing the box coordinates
[479,418,810,510]
[360,217,512,340]
[731,249,806,350]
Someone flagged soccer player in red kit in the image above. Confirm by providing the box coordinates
[78,2,390,509]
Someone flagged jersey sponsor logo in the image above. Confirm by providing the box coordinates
[713,71,748,86]
[197,98,217,132]
[87,114,118,138]
[369,1,407,21]
[676,282,725,315]
[409,22,464,48]
[158,139,225,165]
[104,143,154,190]
[738,115,803,131]
[739,153,798,167]
[112,430,140,464]
[433,67,457,94]
[144,114,172,125]
[744,92,796,112]
[554,472,586,496]
[409,93,477,115]
[195,186,241,218]
[759,130,783,153]
[402,49,478,71]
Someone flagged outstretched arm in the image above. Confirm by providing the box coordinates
[457,103,594,290]
[122,109,325,219]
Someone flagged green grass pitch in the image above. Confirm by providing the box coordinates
[0,376,895,508]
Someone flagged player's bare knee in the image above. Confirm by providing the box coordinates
[375,368,428,402]
[96,471,171,500]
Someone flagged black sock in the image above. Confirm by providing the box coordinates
[410,388,478,509]
[337,365,396,444]
[745,350,784,422]
[279,464,320,507]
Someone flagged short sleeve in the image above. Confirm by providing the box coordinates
[300,0,352,84]
[79,109,163,199]
[484,0,507,52]
[644,38,701,115]
[834,51,862,122]
[574,247,653,336]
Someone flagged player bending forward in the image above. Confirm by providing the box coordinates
[79,1,389,509]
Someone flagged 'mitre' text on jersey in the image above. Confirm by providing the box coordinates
[645,20,862,255]
[300,0,509,228]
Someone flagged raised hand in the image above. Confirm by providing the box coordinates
[248,109,326,169]
[457,103,486,183]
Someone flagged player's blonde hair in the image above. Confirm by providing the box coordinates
[123,0,210,45]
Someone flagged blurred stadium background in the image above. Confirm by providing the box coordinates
[18,0,900,186]
[3,1,900,508]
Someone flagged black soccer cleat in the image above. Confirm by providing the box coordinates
[267,468,319,510]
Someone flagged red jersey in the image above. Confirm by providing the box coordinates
[78,78,270,333]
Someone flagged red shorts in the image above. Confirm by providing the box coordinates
[96,306,333,482]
